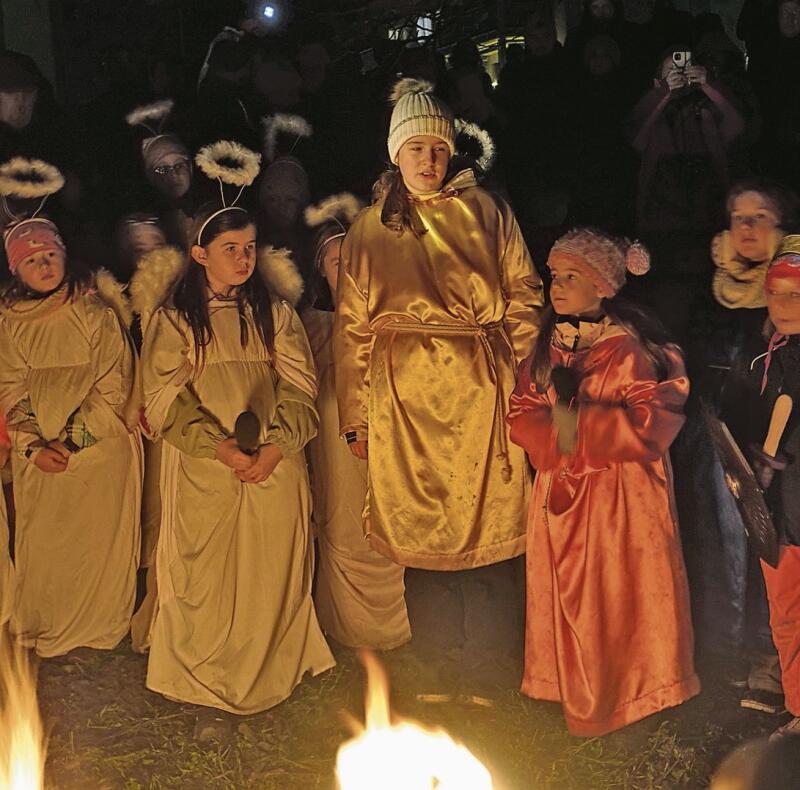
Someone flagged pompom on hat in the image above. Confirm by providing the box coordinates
[387,78,456,164]
[548,227,651,298]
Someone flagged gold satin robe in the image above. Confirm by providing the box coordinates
[142,297,334,714]
[334,170,543,570]
[0,288,142,657]
[303,307,410,648]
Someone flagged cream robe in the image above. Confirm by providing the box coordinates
[303,307,410,649]
[1,477,12,627]
[335,170,543,570]
[0,287,142,657]
[142,297,334,714]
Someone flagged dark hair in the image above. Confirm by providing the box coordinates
[373,168,428,237]
[173,205,274,363]
[530,298,677,391]
[725,178,800,228]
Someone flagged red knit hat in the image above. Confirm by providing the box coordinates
[548,227,651,298]
[3,217,65,275]
[766,235,800,288]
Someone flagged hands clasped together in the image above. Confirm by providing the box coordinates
[215,437,284,483]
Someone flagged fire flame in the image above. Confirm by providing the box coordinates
[335,653,494,790]
[0,635,45,790]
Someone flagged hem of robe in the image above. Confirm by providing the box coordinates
[320,623,411,652]
[146,657,337,716]
[14,626,129,659]
[366,531,526,571]
[521,673,702,737]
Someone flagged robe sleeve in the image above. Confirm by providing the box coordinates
[264,300,319,455]
[141,308,196,437]
[499,201,544,363]
[507,354,562,471]
[334,225,372,441]
[0,321,46,460]
[90,305,136,414]
[160,386,226,458]
[576,346,688,464]
[58,303,136,447]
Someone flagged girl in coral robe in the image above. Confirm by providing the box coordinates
[0,217,141,657]
[507,228,700,736]
[141,199,334,725]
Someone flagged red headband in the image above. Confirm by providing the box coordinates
[766,253,800,287]
[4,218,66,275]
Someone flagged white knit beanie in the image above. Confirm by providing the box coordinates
[387,78,456,164]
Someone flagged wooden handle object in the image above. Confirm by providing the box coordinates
[763,394,793,458]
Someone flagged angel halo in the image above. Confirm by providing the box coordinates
[194,140,262,246]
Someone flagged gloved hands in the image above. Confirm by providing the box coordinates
[749,443,788,491]
[551,366,580,456]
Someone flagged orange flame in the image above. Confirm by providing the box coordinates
[335,652,494,790]
[0,635,45,790]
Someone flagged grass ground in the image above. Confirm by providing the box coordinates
[35,640,779,790]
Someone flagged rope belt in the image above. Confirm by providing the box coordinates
[376,319,514,482]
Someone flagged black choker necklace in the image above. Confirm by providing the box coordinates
[555,314,606,328]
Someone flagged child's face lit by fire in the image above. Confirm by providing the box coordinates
[321,235,343,297]
[548,259,603,318]
[397,136,450,195]
[191,224,257,295]
[17,249,66,293]
[767,258,800,336]
[729,191,780,263]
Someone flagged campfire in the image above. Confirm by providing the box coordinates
[0,636,45,790]
[335,653,494,790]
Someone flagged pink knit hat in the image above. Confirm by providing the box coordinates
[548,227,651,298]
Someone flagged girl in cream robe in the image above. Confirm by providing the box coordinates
[303,203,410,649]
[1,416,13,628]
[141,232,334,714]
[0,268,141,657]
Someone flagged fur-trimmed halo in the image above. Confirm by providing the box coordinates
[195,140,261,187]
[262,114,313,163]
[305,193,364,228]
[455,119,496,174]
[125,99,174,131]
[0,157,65,199]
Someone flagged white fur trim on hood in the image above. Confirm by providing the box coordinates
[94,268,133,328]
[129,246,186,324]
[257,246,303,306]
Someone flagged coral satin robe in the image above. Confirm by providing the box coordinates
[508,323,699,736]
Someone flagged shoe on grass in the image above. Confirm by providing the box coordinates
[769,716,800,742]
[193,707,234,744]
[740,688,786,715]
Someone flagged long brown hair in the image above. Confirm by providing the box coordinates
[173,205,274,364]
[373,168,428,238]
[530,297,678,391]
